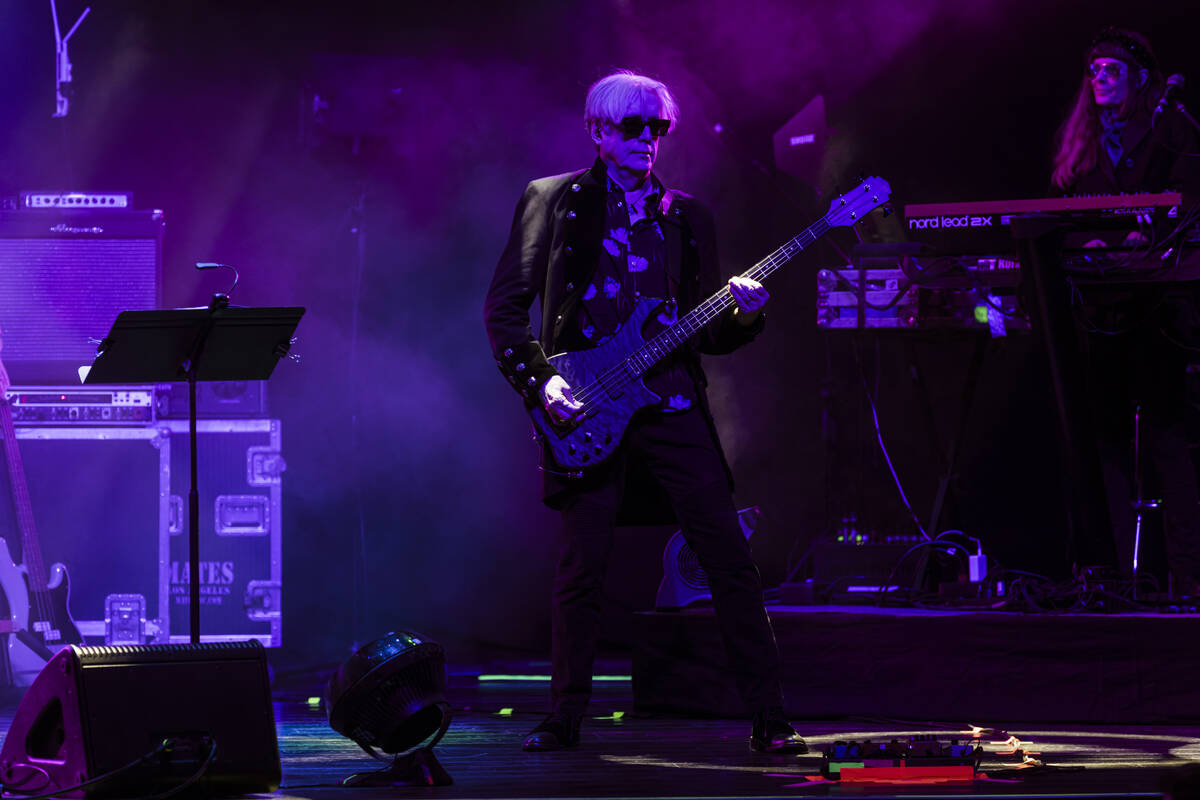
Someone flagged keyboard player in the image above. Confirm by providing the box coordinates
[1051,27,1198,201]
[1049,27,1200,596]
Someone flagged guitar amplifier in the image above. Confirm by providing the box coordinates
[0,209,163,384]
[162,419,283,647]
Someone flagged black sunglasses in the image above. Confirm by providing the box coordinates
[613,116,671,140]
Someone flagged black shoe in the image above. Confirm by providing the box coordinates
[749,708,808,754]
[522,713,582,751]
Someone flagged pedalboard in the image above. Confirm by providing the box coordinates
[822,735,982,780]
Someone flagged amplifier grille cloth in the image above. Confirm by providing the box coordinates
[0,239,157,363]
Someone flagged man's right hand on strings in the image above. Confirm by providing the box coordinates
[542,374,583,423]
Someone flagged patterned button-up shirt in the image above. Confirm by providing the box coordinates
[571,175,695,412]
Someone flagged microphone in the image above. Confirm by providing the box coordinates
[1154,74,1185,124]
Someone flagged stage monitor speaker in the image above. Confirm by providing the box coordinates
[0,640,280,797]
[0,209,162,385]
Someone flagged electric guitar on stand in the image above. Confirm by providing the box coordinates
[531,176,892,475]
[0,332,82,686]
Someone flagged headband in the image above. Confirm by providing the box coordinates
[1089,27,1156,71]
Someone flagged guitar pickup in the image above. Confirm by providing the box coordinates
[548,408,595,437]
[32,620,62,642]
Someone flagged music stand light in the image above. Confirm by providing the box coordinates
[326,631,453,787]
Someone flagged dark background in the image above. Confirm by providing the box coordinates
[0,0,1196,669]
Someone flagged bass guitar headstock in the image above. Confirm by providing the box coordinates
[825,177,892,228]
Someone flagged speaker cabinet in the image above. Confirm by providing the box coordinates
[0,210,162,385]
[0,641,279,797]
[655,506,759,609]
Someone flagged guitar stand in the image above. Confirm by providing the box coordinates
[13,630,53,662]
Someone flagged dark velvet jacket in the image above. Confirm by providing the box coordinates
[483,159,763,516]
[1061,104,1200,195]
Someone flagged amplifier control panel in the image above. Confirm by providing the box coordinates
[7,386,155,425]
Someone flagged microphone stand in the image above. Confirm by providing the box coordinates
[1173,101,1200,136]
[181,291,234,642]
[1154,75,1196,133]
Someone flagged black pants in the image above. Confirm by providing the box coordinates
[550,408,783,716]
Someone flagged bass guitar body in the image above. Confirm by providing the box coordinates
[0,537,76,686]
[532,298,666,475]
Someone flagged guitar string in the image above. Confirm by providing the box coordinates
[572,220,825,409]
[570,215,835,411]
[572,233,803,407]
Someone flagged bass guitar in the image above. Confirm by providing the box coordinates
[0,333,82,685]
[532,176,891,475]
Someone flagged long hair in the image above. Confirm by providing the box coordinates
[1051,29,1164,191]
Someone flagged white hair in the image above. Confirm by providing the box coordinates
[583,70,679,135]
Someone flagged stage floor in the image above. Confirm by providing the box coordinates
[0,666,1175,800]
[0,616,1196,799]
[0,667,1191,798]
[279,674,1194,798]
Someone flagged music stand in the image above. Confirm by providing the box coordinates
[84,298,305,644]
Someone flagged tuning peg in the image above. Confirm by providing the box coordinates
[857,173,865,184]
[881,207,894,218]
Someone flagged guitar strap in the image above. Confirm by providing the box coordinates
[659,189,684,299]
[660,215,684,301]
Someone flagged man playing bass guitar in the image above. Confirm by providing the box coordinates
[483,70,806,753]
